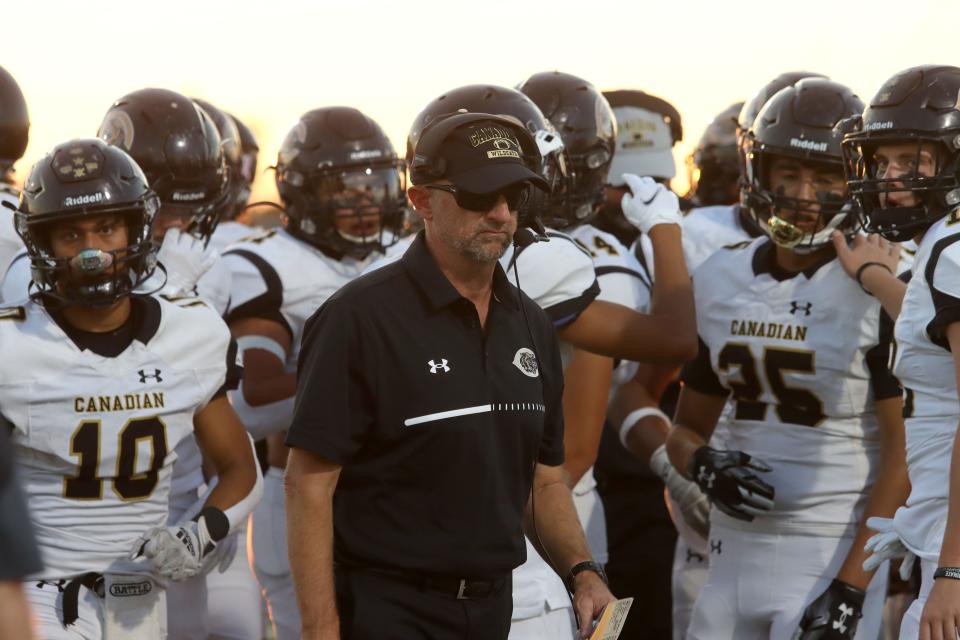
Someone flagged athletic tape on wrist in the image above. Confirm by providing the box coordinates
[220,434,263,535]
[619,407,671,449]
[236,335,287,362]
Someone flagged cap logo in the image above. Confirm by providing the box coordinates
[789,138,828,152]
[468,125,521,160]
[63,192,105,207]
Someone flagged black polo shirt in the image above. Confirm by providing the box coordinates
[286,232,565,578]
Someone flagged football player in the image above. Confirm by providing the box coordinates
[608,72,825,640]
[7,138,261,639]
[0,65,29,280]
[221,106,406,640]
[666,78,908,639]
[840,64,960,640]
[685,102,743,208]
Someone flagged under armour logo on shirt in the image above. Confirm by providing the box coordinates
[833,603,855,634]
[697,467,715,489]
[686,549,705,563]
[138,369,162,383]
[790,301,813,316]
[710,540,722,555]
[428,359,451,374]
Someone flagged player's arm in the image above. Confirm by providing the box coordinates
[918,322,960,640]
[0,582,33,640]
[665,385,727,478]
[561,348,614,487]
[523,462,616,639]
[193,396,263,520]
[832,231,906,320]
[610,363,711,537]
[285,447,341,640]
[557,222,696,364]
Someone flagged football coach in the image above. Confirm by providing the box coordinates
[284,111,616,639]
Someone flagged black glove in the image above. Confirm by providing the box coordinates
[794,579,866,639]
[688,447,774,522]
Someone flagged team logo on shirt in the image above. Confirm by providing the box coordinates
[512,348,539,378]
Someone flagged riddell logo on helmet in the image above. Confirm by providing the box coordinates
[171,191,205,202]
[789,138,828,152]
[63,192,105,207]
[865,121,895,131]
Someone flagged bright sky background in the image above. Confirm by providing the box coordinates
[6,0,959,199]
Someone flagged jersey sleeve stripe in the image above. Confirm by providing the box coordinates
[542,278,600,328]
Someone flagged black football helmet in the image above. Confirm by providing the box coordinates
[14,138,159,306]
[193,98,245,223]
[228,113,259,216]
[407,84,563,235]
[741,78,864,252]
[275,107,405,259]
[98,88,229,243]
[0,65,28,175]
[738,71,829,133]
[519,71,617,228]
[688,102,743,207]
[843,65,960,241]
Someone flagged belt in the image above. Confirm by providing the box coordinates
[343,566,506,600]
[36,572,104,626]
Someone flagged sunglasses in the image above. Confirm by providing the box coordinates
[426,182,530,212]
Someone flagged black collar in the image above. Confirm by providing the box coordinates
[751,240,835,281]
[401,231,518,311]
[736,205,765,238]
[47,295,162,357]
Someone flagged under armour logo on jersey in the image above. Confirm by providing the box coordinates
[138,369,162,383]
[697,466,715,490]
[686,549,705,563]
[790,300,813,316]
[428,359,451,374]
[833,602,855,634]
[710,540,722,555]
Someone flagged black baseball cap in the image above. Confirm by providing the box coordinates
[428,119,549,193]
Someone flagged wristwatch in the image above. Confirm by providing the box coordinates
[565,560,608,593]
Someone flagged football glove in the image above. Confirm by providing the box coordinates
[132,511,222,581]
[157,228,219,298]
[650,444,711,539]
[202,531,239,575]
[688,446,774,522]
[620,174,682,234]
[793,579,865,639]
[863,516,915,580]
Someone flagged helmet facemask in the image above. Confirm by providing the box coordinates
[17,198,160,307]
[746,149,857,254]
[843,134,960,241]
[280,163,406,260]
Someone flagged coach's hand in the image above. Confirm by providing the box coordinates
[688,446,775,522]
[572,571,617,639]
[620,174,682,234]
[793,579,865,639]
[132,518,217,581]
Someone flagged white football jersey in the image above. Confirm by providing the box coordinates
[208,220,253,254]
[4,295,237,580]
[500,229,598,332]
[0,185,23,280]
[223,228,377,375]
[892,214,960,560]
[568,224,651,387]
[634,204,762,280]
[683,238,898,536]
